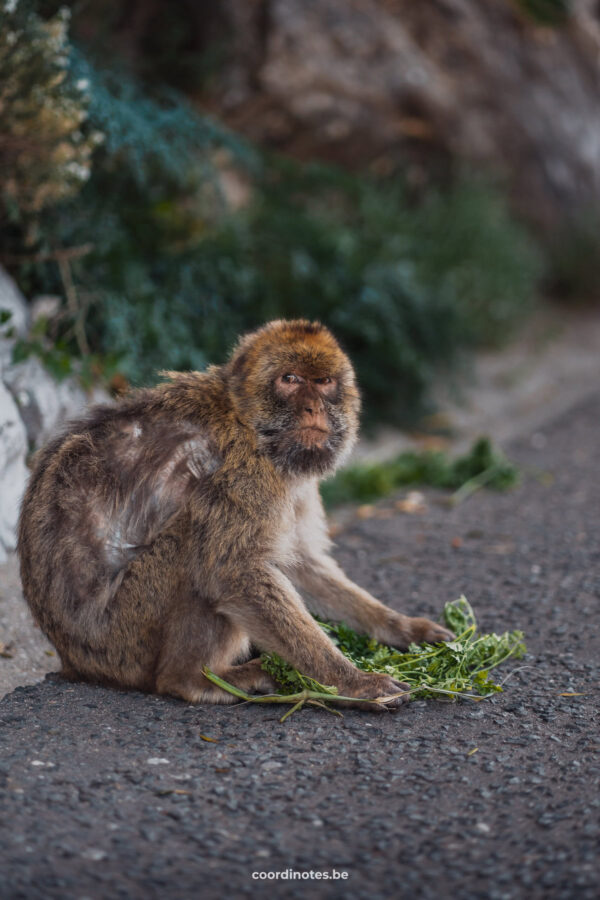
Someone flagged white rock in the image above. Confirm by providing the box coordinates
[0,349,111,556]
[0,267,28,370]
[30,295,61,325]
[0,381,29,561]
[4,357,95,448]
[80,848,107,861]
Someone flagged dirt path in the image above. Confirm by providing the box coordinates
[0,557,59,696]
[1,392,598,899]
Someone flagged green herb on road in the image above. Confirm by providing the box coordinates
[204,596,526,720]
[320,437,519,508]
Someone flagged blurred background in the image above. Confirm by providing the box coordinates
[1,0,600,681]
[1,0,599,441]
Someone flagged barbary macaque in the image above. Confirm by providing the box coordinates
[18,320,452,708]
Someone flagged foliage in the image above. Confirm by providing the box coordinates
[2,5,541,423]
[5,46,255,381]
[320,436,519,507]
[0,1,102,224]
[69,49,254,189]
[407,181,542,345]
[202,597,525,718]
[34,0,229,94]
[257,654,340,697]
[11,325,112,387]
[192,168,541,423]
[258,595,526,705]
[14,160,541,423]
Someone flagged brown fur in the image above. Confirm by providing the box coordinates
[18,319,452,708]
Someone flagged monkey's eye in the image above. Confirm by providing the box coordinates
[281,374,301,384]
[313,376,333,385]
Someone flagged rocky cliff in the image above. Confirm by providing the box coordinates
[205,0,600,226]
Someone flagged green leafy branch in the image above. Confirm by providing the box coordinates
[204,597,526,721]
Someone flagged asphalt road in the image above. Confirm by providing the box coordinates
[1,395,599,900]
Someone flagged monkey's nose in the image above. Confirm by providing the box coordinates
[304,405,314,414]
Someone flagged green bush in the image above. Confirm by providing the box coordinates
[2,9,542,424]
[19,158,540,423]
[408,181,542,345]
[320,437,519,507]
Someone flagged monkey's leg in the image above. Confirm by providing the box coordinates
[217,565,409,708]
[154,597,277,704]
[219,658,279,695]
[292,554,453,646]
[45,530,187,689]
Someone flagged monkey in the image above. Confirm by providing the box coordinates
[17,319,453,709]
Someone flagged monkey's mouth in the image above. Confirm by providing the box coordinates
[297,426,329,448]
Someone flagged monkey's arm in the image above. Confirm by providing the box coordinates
[289,486,453,647]
[291,553,452,647]
[216,564,407,705]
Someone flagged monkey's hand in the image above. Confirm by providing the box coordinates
[375,613,454,649]
[335,671,411,711]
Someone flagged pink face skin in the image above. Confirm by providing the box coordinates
[274,373,337,398]
[274,373,338,447]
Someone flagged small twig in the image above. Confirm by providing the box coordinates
[307,699,344,718]
[202,668,400,719]
[448,465,501,507]
[2,243,93,358]
[0,243,94,265]
[470,640,526,679]
[279,699,306,723]
[57,253,90,357]
[411,685,488,701]
[496,665,534,687]
[202,669,490,719]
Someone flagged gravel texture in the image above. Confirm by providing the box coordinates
[1,395,599,900]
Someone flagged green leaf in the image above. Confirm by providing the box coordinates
[260,597,526,707]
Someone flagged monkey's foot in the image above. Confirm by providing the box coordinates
[218,657,279,695]
[158,658,278,705]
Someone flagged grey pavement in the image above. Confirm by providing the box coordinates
[1,394,599,900]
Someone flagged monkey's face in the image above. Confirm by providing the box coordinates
[263,369,347,475]
[228,320,361,477]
